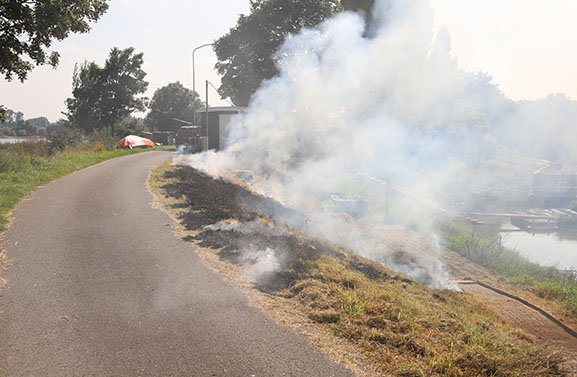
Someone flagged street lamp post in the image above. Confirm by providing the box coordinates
[192,43,213,127]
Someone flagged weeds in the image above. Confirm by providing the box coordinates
[296,255,565,375]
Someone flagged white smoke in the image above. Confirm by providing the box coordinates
[178,0,576,290]
[204,221,283,282]
[244,247,281,281]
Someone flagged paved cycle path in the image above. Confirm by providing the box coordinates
[0,151,353,377]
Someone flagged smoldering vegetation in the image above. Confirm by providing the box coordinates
[177,0,577,289]
[154,165,569,376]
[160,166,391,290]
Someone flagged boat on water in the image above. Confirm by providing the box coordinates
[511,216,559,232]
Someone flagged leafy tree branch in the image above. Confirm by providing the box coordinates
[0,0,109,82]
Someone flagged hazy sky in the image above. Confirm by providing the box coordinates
[1,0,576,122]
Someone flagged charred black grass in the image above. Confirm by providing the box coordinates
[155,164,568,376]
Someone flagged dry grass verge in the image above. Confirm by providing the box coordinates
[150,163,569,376]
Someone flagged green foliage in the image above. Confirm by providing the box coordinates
[0,150,31,174]
[0,105,6,122]
[0,108,63,136]
[214,0,378,106]
[48,127,84,153]
[145,82,203,131]
[214,0,343,106]
[114,118,148,138]
[0,108,24,128]
[86,127,116,150]
[65,47,148,134]
[0,0,109,82]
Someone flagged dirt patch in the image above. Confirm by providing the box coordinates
[461,282,577,371]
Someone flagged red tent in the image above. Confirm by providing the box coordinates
[115,135,155,149]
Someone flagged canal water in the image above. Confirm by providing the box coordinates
[0,138,45,144]
[499,223,577,270]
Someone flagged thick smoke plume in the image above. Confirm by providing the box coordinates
[176,0,577,289]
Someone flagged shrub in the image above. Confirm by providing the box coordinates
[91,143,106,153]
[48,127,83,153]
[114,120,148,138]
[87,128,116,150]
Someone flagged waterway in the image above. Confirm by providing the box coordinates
[0,137,45,144]
[498,223,577,270]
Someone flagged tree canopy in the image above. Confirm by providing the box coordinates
[0,107,52,136]
[214,0,342,107]
[213,0,376,106]
[0,0,109,82]
[145,82,203,131]
[65,47,148,134]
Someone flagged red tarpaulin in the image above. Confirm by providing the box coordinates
[115,135,155,149]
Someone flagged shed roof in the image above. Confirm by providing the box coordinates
[200,106,247,114]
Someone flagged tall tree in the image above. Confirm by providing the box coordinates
[65,47,148,135]
[0,0,109,82]
[65,61,103,131]
[145,82,203,131]
[99,47,148,135]
[214,0,342,107]
[213,0,377,107]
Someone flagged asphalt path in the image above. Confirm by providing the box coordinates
[0,151,353,377]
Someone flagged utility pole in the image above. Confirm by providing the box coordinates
[205,80,209,138]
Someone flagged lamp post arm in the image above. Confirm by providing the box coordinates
[192,43,213,126]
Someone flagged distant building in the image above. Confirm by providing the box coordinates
[198,106,246,150]
[532,164,577,205]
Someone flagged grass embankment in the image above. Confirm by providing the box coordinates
[441,221,577,318]
[0,141,163,232]
[150,164,567,376]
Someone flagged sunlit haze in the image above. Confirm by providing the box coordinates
[0,0,575,121]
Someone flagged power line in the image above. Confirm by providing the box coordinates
[206,81,235,107]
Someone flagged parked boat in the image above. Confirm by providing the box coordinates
[511,216,559,232]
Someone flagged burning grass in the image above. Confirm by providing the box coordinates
[151,164,568,376]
